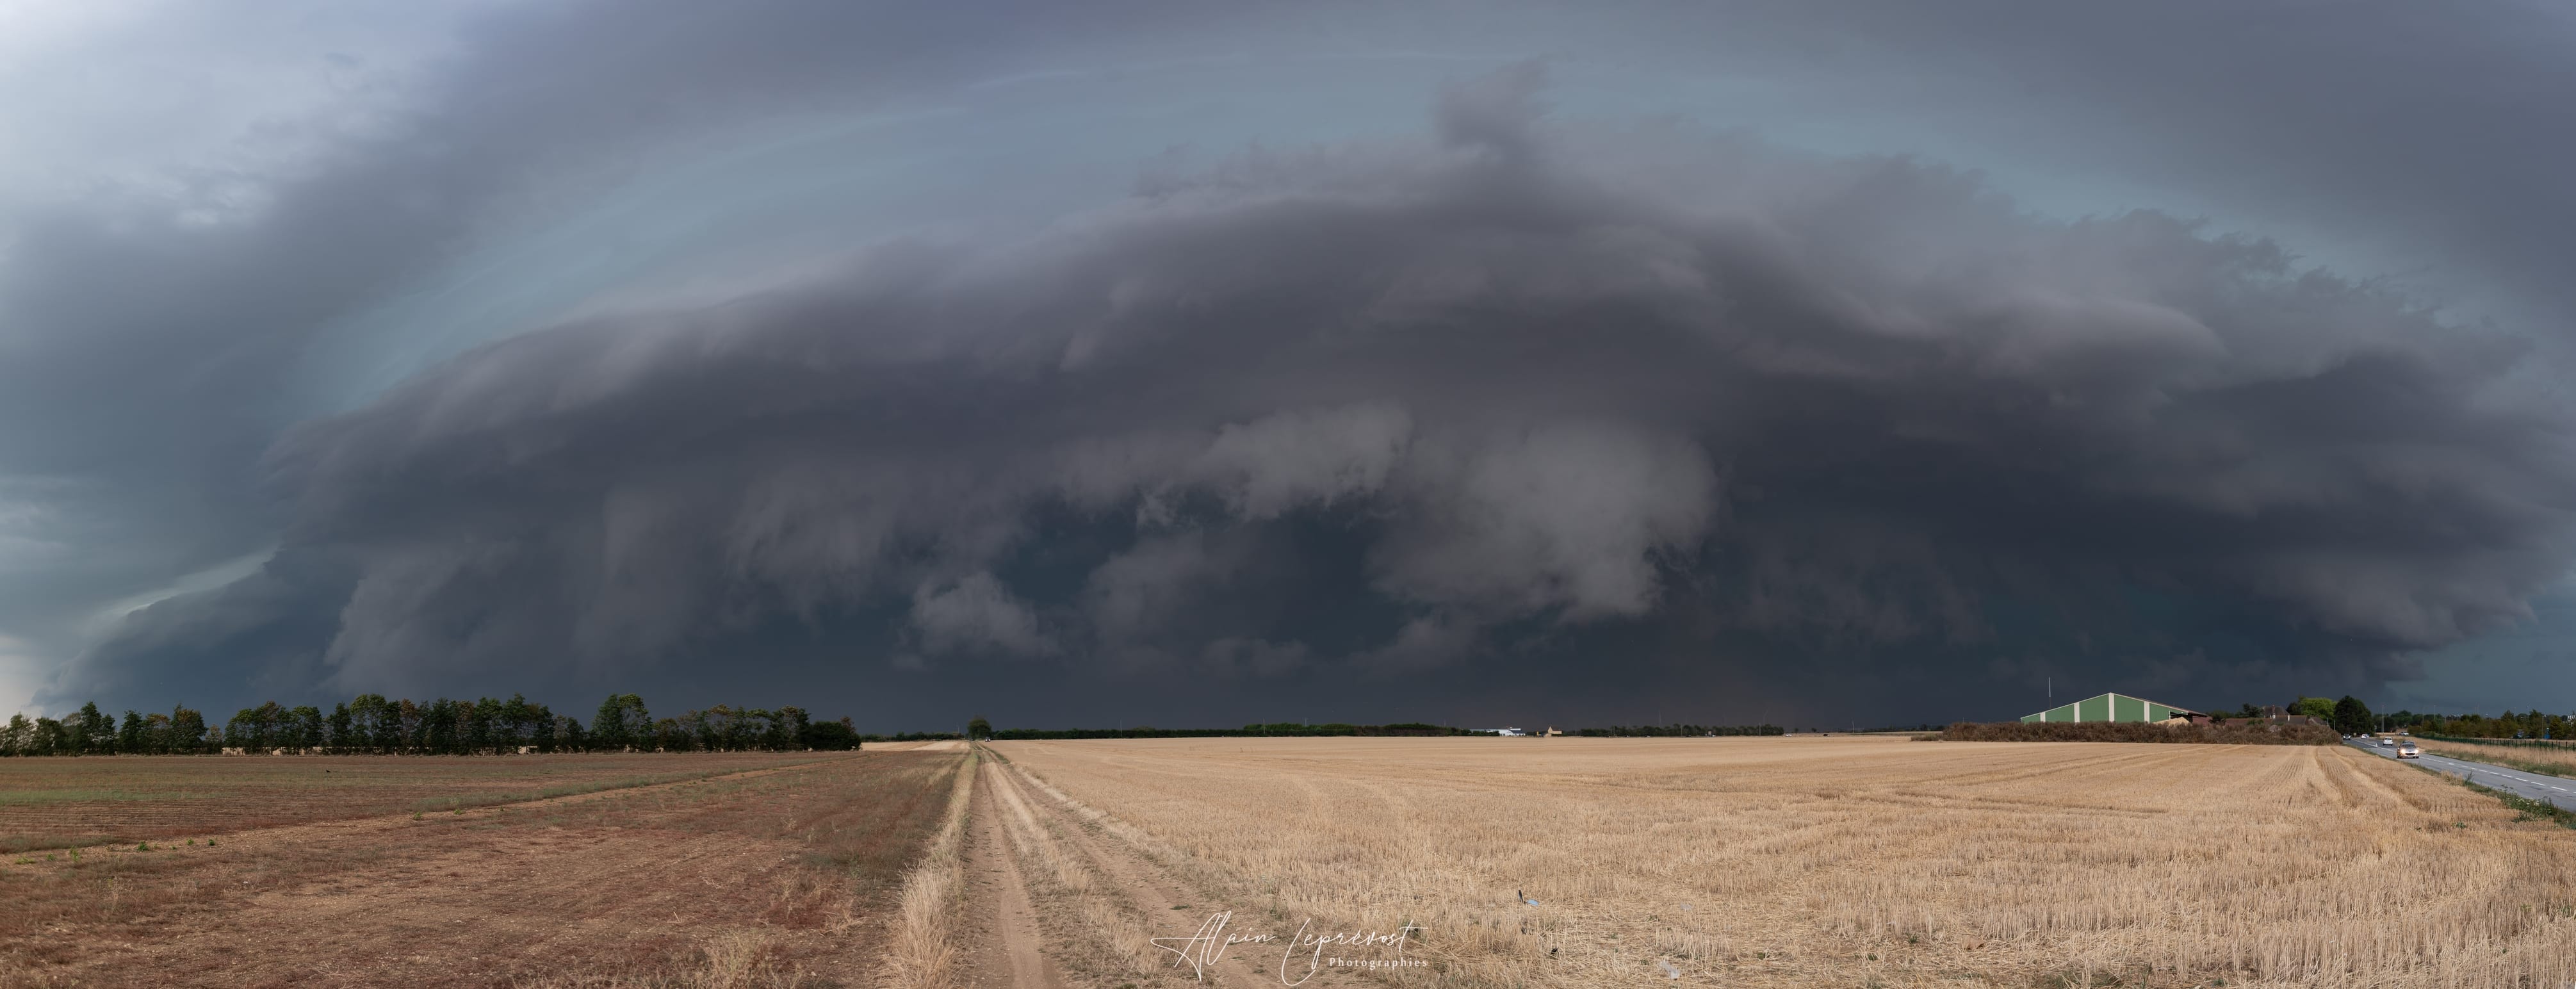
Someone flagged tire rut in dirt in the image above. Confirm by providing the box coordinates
[990,756,1379,989]
[959,760,1066,989]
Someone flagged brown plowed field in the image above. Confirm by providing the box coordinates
[0,751,963,987]
[0,752,830,853]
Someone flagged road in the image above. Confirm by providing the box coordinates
[2344,737,2576,812]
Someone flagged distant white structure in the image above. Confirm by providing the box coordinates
[1470,727,1528,737]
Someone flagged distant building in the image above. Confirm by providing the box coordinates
[2022,693,2207,724]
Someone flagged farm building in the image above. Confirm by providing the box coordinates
[2021,693,2206,724]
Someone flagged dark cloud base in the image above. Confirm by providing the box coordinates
[52,69,2576,728]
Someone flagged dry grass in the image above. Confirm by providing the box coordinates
[0,752,827,852]
[2417,738,2576,778]
[881,748,977,989]
[503,932,794,989]
[994,735,2576,988]
[0,752,961,987]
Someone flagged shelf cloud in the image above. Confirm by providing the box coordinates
[9,2,2575,725]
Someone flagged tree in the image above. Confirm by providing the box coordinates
[772,707,810,751]
[684,709,715,751]
[653,717,692,753]
[424,699,460,755]
[2292,697,2336,719]
[2333,696,2373,736]
[803,717,860,751]
[399,699,427,752]
[499,694,535,751]
[966,716,992,740]
[289,706,317,748]
[118,711,146,755]
[558,715,587,753]
[31,717,67,756]
[216,702,286,752]
[591,694,648,751]
[594,695,632,751]
[465,698,499,755]
[168,706,208,753]
[76,701,114,755]
[711,705,749,751]
[327,703,355,751]
[359,694,403,753]
[1,714,29,756]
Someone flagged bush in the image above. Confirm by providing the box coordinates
[800,719,861,751]
[1939,721,2338,745]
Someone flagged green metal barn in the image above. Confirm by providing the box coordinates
[2021,692,2204,723]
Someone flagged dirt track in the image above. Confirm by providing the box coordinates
[958,748,1373,989]
[958,760,1065,989]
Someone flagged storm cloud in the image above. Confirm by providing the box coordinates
[10,2,2576,726]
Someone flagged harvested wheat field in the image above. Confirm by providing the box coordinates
[979,735,2576,989]
[0,750,966,988]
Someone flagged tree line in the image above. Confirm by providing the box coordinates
[969,720,1468,740]
[2211,696,2381,735]
[0,693,863,756]
[958,719,1789,740]
[1572,724,1786,737]
[2385,709,2571,740]
[2188,696,2569,740]
[1943,720,2338,746]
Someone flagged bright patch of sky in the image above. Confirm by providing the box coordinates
[83,548,274,639]
[0,632,44,716]
[0,0,492,223]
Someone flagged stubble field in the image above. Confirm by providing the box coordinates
[981,735,2576,989]
[0,750,967,988]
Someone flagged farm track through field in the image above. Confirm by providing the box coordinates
[958,758,1064,989]
[0,751,961,988]
[960,748,1378,989]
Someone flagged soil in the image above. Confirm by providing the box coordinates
[959,751,1373,989]
[0,753,956,988]
[0,752,826,852]
[957,761,1065,989]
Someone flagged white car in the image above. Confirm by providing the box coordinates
[2380,738,2396,747]
[2397,743,2420,758]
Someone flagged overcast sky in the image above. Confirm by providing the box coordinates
[4,1,2573,730]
